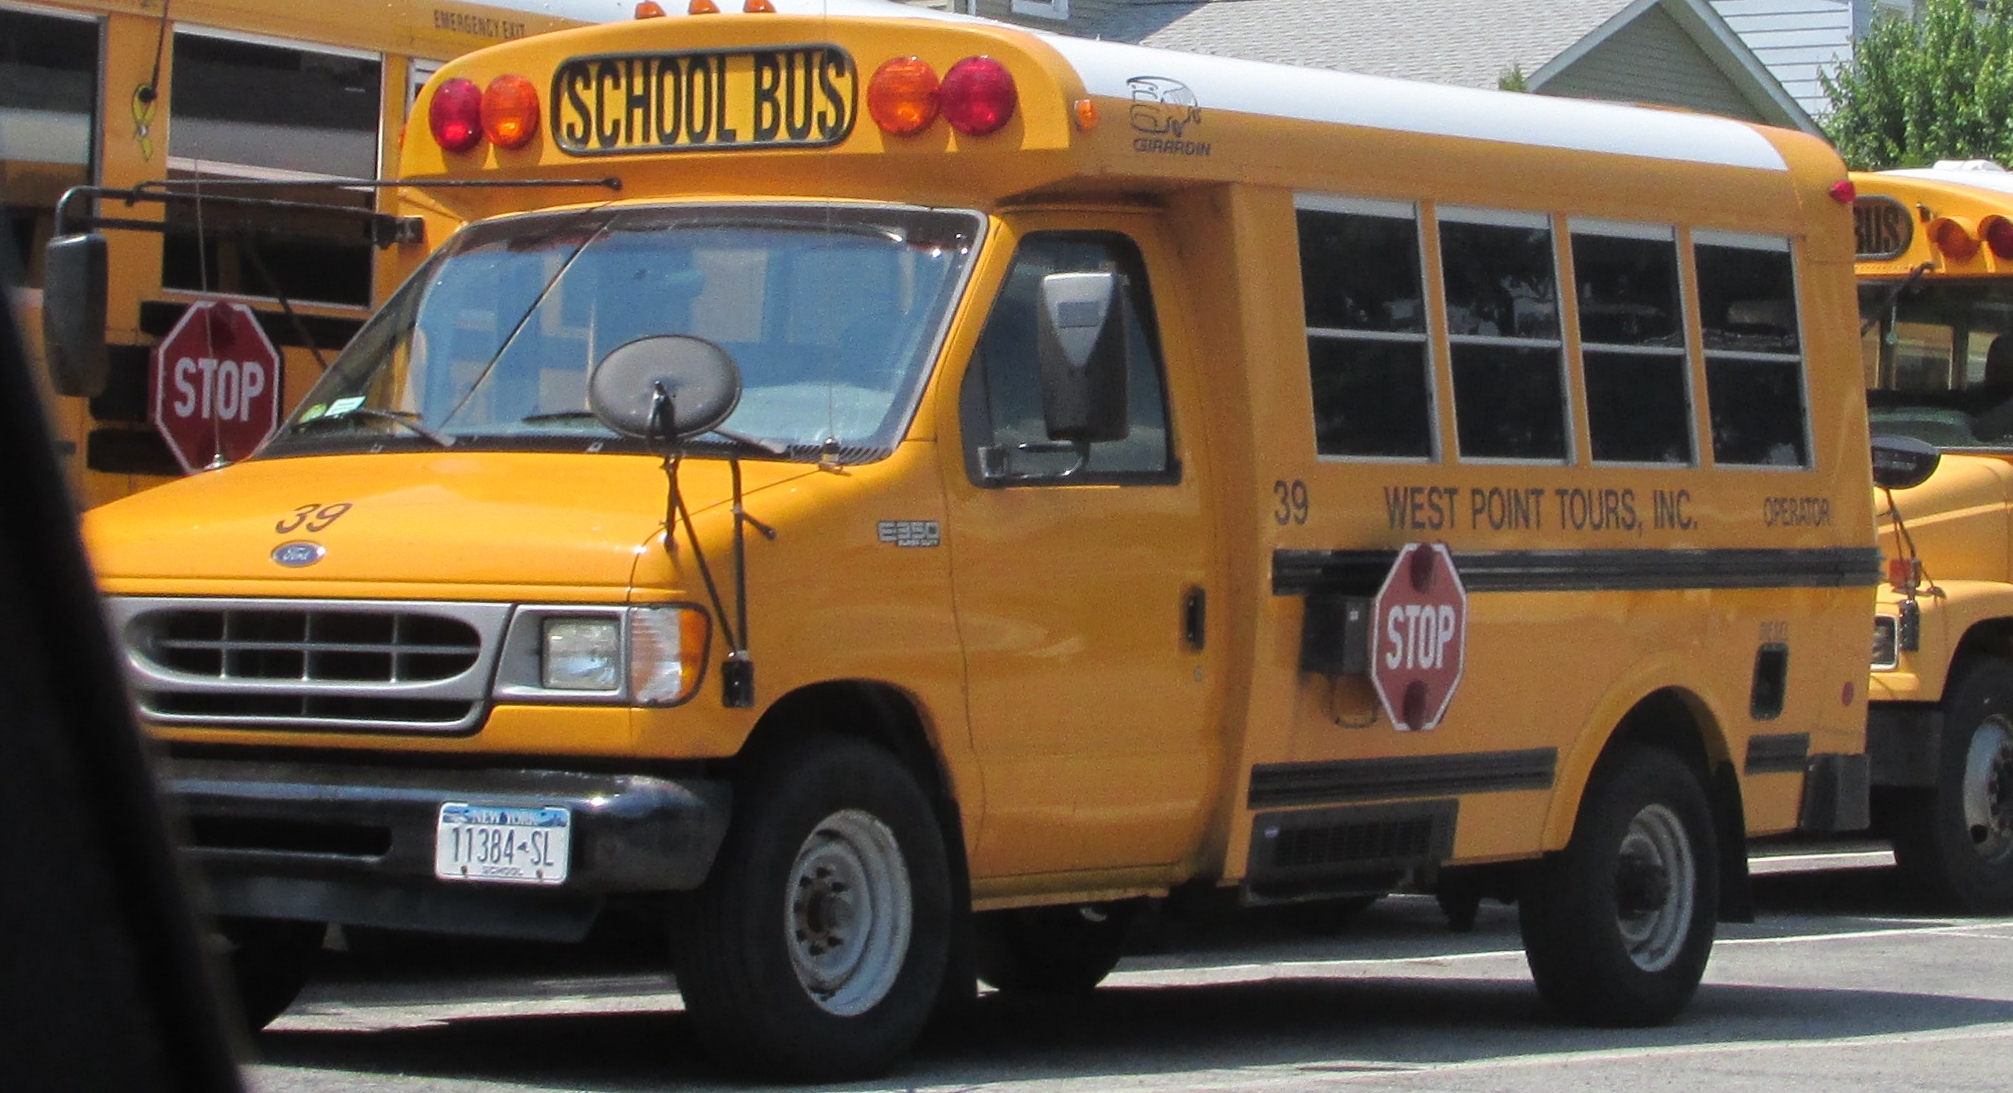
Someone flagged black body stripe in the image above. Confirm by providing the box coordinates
[1248,748,1557,809]
[1745,732,1812,775]
[1273,546,1883,597]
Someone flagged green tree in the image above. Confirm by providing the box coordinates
[1821,0,2013,170]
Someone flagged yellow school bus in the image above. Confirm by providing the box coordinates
[72,0,1877,1077]
[1853,163,2013,912]
[2,0,622,508]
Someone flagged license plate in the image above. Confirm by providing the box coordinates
[551,47,859,156]
[435,803,571,885]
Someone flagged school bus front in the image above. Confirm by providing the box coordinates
[1853,165,2013,912]
[80,1,1877,1079]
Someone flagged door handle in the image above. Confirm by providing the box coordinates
[1183,587,1206,651]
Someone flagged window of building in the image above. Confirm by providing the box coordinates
[0,7,98,287]
[1695,232,1808,466]
[1297,197,1433,459]
[1008,0,1070,21]
[162,29,382,307]
[1573,222,1692,465]
[961,231,1173,484]
[1442,209,1567,462]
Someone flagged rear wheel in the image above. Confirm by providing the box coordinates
[673,736,951,1081]
[1890,659,2013,912]
[974,901,1137,995]
[218,917,321,1031]
[1520,745,1718,1026]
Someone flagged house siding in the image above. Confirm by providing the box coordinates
[1541,4,1767,122]
[1711,0,1852,115]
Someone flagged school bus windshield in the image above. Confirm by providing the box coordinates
[263,203,982,460]
[1863,278,2013,448]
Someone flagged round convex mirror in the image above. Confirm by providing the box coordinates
[589,335,742,442]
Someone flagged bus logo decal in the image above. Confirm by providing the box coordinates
[551,46,857,156]
[1127,76,1209,158]
[271,541,327,568]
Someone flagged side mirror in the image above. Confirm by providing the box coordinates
[589,335,742,443]
[1871,434,1941,491]
[1036,271,1130,444]
[42,233,108,398]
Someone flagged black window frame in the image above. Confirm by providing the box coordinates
[1440,208,1571,464]
[1295,194,1437,462]
[959,228,1180,488]
[1571,221,1695,467]
[1694,232,1811,469]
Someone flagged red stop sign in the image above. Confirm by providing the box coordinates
[151,301,282,475]
[1372,542,1468,732]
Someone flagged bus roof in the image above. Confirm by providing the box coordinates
[404,0,1836,226]
[1879,164,2013,196]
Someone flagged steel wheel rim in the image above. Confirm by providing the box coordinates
[1962,716,2013,863]
[1613,802,1696,973]
[784,808,912,1017]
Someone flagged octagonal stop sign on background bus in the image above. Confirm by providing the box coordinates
[150,300,281,475]
[1371,542,1468,732]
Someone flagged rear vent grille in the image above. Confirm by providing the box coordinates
[1270,816,1438,870]
[1248,799,1458,888]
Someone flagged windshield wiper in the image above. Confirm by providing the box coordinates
[300,407,453,448]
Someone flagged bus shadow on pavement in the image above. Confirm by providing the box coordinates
[249,970,2013,1092]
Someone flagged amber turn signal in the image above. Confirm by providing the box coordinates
[868,57,940,136]
[482,74,541,150]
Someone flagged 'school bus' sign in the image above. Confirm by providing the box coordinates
[552,47,858,153]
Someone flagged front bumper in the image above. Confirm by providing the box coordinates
[163,757,731,942]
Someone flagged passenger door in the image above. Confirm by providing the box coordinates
[943,214,1216,879]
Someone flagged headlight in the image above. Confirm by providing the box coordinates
[542,618,622,690]
[498,604,710,704]
[629,605,709,706]
[1871,616,1899,671]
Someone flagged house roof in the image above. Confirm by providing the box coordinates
[1082,0,1814,133]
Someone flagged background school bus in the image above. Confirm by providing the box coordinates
[1,0,624,508]
[73,0,1878,1080]
[1853,163,2013,913]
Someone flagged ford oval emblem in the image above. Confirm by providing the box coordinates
[272,540,326,568]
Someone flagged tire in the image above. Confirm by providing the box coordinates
[1889,659,2013,912]
[974,901,1136,995]
[218,917,321,1031]
[1519,745,1719,1027]
[672,736,952,1081]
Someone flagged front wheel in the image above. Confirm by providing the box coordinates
[673,736,952,1081]
[1889,660,2013,912]
[1519,745,1718,1026]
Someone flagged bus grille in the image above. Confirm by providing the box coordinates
[109,598,510,733]
[142,608,481,683]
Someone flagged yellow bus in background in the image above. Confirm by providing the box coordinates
[73,0,1878,1077]
[1,0,624,508]
[1853,163,2013,912]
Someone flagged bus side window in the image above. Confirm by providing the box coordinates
[1695,236,1809,467]
[1441,211,1568,462]
[1573,227,1692,465]
[960,232,1174,485]
[1296,199,1433,459]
